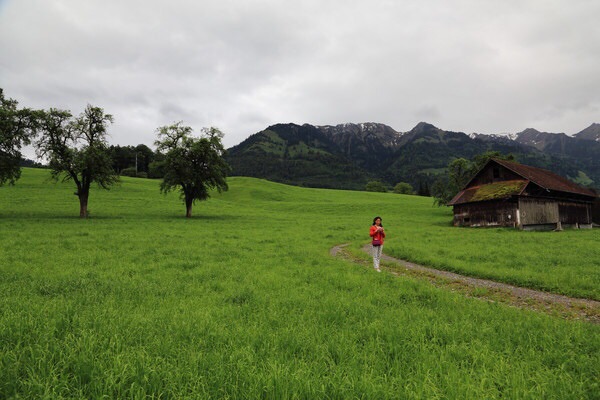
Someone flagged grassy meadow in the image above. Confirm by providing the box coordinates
[0,168,598,399]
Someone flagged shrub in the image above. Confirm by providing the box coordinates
[120,168,148,178]
[148,161,166,179]
[393,182,414,194]
[120,167,137,177]
[365,180,387,192]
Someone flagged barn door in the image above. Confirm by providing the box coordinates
[519,198,559,226]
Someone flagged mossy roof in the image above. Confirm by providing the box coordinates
[449,180,528,205]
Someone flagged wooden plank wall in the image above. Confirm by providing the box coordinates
[518,198,559,225]
[593,198,600,224]
[558,202,592,225]
[453,201,517,227]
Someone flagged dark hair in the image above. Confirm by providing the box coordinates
[372,216,383,226]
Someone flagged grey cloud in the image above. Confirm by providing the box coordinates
[1,0,599,153]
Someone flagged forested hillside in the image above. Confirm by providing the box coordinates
[227,122,600,190]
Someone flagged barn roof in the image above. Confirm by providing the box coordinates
[449,180,527,205]
[491,158,597,197]
[448,158,597,206]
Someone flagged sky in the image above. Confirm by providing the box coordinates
[1,0,599,153]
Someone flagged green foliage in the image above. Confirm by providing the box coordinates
[147,159,166,178]
[119,166,135,177]
[109,143,156,174]
[431,157,472,206]
[155,123,230,217]
[0,88,40,186]
[416,180,431,196]
[365,180,387,192]
[449,157,473,188]
[227,122,596,194]
[472,151,515,171]
[36,105,119,217]
[0,168,598,399]
[227,124,371,190]
[134,144,155,172]
[432,152,515,206]
[393,182,414,194]
[572,170,594,187]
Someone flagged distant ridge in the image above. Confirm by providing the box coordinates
[226,122,600,191]
[575,123,600,142]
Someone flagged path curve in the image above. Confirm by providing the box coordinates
[331,243,599,323]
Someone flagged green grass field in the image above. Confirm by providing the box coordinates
[0,168,598,399]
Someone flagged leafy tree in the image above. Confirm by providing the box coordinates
[448,157,472,189]
[19,157,45,169]
[472,151,514,173]
[431,157,475,206]
[109,143,156,176]
[417,180,431,197]
[36,105,119,218]
[134,144,155,173]
[572,171,594,188]
[432,152,515,206]
[148,159,166,178]
[365,180,387,192]
[120,167,139,177]
[0,88,40,185]
[155,123,230,218]
[393,182,414,195]
[109,144,135,174]
[431,178,453,207]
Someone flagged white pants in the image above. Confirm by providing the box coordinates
[372,245,383,269]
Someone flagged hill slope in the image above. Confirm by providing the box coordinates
[227,122,600,190]
[227,123,373,189]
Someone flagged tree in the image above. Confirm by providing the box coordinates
[431,157,475,206]
[148,158,166,178]
[393,182,414,195]
[134,144,155,173]
[109,143,156,176]
[0,88,40,186]
[432,152,515,206]
[447,157,472,190]
[109,144,135,174]
[155,123,230,218]
[417,180,431,196]
[472,151,514,173]
[431,178,453,207]
[36,105,119,218]
[365,180,387,192]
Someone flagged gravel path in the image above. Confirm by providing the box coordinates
[331,243,599,323]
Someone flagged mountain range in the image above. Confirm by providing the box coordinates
[226,122,600,191]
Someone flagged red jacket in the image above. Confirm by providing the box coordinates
[370,225,386,244]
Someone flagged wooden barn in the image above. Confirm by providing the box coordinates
[594,197,600,226]
[448,158,597,230]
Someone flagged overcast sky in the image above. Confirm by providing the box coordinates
[1,0,599,152]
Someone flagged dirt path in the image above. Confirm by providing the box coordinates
[331,243,599,323]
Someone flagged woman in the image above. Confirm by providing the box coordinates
[369,216,385,272]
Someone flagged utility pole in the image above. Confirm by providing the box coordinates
[135,152,138,176]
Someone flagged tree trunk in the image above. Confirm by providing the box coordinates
[79,192,89,218]
[185,196,193,218]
